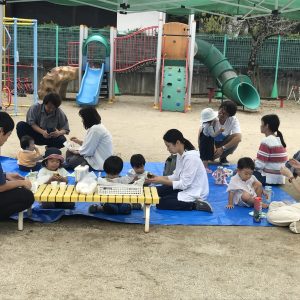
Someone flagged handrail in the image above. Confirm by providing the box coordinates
[116,26,158,40]
[159,36,166,112]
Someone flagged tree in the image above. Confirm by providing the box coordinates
[246,14,299,80]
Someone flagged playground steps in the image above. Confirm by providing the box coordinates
[161,60,186,112]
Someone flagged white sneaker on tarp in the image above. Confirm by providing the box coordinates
[194,199,213,213]
[289,221,300,234]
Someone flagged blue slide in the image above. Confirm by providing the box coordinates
[76,62,105,106]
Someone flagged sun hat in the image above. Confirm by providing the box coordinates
[42,147,64,165]
[201,108,218,123]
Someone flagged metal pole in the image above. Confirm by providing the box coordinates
[14,18,18,115]
[154,12,165,108]
[271,35,281,99]
[33,20,38,103]
[0,3,4,109]
[55,25,59,67]
[78,25,84,88]
[223,34,227,56]
[187,14,195,110]
[109,26,114,102]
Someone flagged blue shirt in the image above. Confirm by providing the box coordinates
[0,162,6,185]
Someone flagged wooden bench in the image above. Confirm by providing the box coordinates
[17,184,159,232]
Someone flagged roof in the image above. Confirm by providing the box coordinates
[6,1,300,20]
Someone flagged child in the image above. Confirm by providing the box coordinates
[37,147,68,184]
[17,135,43,172]
[198,108,224,173]
[127,154,153,181]
[226,157,268,209]
[89,155,140,214]
[37,147,73,209]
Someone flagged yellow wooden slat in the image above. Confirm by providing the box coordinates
[71,187,80,202]
[40,185,52,202]
[130,195,138,203]
[122,195,131,203]
[115,195,123,203]
[48,187,60,202]
[86,193,94,202]
[63,185,74,202]
[97,194,106,203]
[55,187,66,202]
[107,195,116,203]
[78,193,86,202]
[150,187,160,204]
[144,187,153,204]
[137,193,145,204]
[34,184,47,201]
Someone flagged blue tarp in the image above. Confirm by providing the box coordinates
[1,156,295,227]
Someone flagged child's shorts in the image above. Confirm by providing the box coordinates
[235,190,251,207]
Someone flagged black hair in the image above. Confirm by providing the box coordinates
[237,157,255,170]
[0,111,14,134]
[79,106,101,130]
[103,156,123,176]
[219,100,237,117]
[163,129,195,151]
[42,147,63,167]
[261,114,286,148]
[43,93,62,108]
[20,135,34,150]
[130,154,146,168]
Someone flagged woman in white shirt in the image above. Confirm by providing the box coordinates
[65,107,113,171]
[148,129,212,212]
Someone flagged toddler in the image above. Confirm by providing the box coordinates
[89,155,141,214]
[198,108,224,173]
[226,157,268,209]
[128,154,153,182]
[17,135,42,172]
[37,148,73,209]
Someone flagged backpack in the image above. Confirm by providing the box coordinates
[163,154,177,176]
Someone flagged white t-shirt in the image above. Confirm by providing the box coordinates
[37,167,69,184]
[79,124,113,170]
[168,150,209,202]
[214,116,241,142]
[226,174,257,205]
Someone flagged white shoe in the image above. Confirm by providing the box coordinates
[289,221,300,234]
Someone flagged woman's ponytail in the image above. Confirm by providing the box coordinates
[276,130,286,148]
[163,129,195,151]
[183,139,195,151]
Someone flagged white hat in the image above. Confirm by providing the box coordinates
[201,108,218,123]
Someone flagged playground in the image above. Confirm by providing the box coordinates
[1,94,300,299]
[1,1,300,299]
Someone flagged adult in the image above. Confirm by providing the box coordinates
[199,100,242,166]
[253,114,288,185]
[0,112,34,220]
[266,166,300,234]
[65,106,113,171]
[148,129,211,212]
[16,93,69,149]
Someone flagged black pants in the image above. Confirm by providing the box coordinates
[253,170,267,186]
[16,121,66,149]
[18,162,41,172]
[199,132,215,161]
[0,187,34,219]
[156,186,194,211]
[64,150,90,170]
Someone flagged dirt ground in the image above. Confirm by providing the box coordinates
[0,95,299,299]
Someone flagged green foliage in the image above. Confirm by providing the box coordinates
[198,14,226,34]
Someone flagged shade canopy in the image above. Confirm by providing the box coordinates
[6,0,300,20]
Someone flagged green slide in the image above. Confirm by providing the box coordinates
[195,39,260,110]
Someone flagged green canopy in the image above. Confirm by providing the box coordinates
[6,0,300,20]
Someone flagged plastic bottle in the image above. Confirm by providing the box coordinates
[253,196,262,223]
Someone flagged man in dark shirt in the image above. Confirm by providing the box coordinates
[16,93,70,149]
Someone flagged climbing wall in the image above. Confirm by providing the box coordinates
[161,62,186,112]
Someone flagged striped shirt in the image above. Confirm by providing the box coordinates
[255,135,288,184]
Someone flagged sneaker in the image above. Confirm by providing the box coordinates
[220,157,230,166]
[289,221,300,234]
[88,204,103,214]
[131,203,143,210]
[194,199,213,213]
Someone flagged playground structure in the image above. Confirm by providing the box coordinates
[0,17,38,115]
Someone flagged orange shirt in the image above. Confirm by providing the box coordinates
[17,148,41,168]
